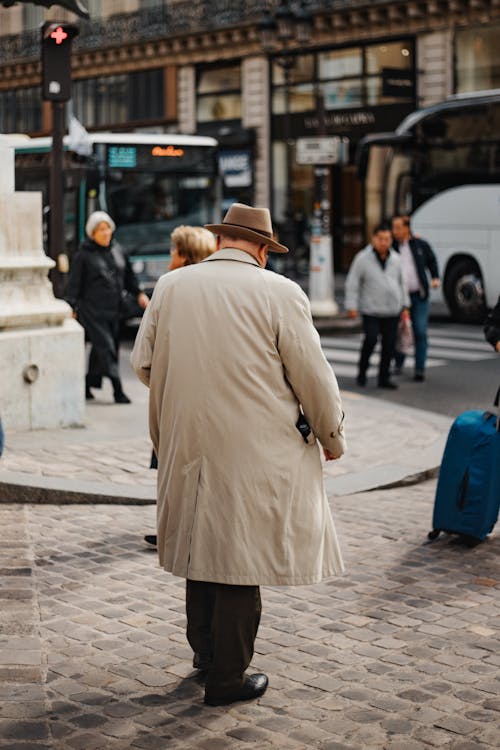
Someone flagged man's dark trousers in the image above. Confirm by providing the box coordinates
[186,579,261,697]
[359,314,399,384]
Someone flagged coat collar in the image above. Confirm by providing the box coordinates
[203,247,261,267]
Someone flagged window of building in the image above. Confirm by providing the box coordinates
[197,64,241,123]
[0,87,42,133]
[271,40,414,116]
[73,69,164,127]
[455,25,500,93]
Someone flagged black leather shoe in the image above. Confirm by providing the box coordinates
[193,652,212,671]
[356,373,367,387]
[144,534,157,548]
[378,380,398,390]
[414,371,425,382]
[204,673,269,706]
[114,392,131,404]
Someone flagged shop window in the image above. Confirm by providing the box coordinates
[455,25,500,93]
[365,42,412,75]
[273,54,314,85]
[321,80,363,110]
[272,84,315,115]
[197,64,241,124]
[318,48,362,79]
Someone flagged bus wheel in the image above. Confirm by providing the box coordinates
[445,259,486,324]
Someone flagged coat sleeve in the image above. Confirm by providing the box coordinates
[65,250,85,311]
[422,239,439,279]
[130,282,160,387]
[275,284,346,458]
[123,254,141,297]
[344,253,362,311]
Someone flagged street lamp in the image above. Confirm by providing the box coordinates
[258,1,312,250]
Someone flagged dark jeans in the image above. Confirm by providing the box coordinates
[186,579,261,696]
[359,314,399,384]
[395,292,429,373]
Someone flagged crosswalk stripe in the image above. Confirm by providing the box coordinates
[425,335,493,352]
[320,326,496,379]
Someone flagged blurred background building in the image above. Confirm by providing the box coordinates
[1,0,499,271]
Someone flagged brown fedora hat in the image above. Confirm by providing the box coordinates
[205,203,288,253]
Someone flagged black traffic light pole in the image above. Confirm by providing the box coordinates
[41,20,79,297]
[49,100,66,297]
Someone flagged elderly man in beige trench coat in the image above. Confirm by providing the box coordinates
[131,203,346,707]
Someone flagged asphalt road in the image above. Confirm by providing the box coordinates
[329,313,499,419]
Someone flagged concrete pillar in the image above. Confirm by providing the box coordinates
[417,30,453,107]
[242,56,270,208]
[0,145,85,430]
[177,65,196,134]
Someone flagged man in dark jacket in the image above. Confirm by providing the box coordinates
[484,295,500,352]
[392,215,440,381]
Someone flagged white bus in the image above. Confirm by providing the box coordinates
[357,90,500,323]
[9,131,220,298]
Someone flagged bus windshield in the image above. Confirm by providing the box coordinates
[107,172,217,256]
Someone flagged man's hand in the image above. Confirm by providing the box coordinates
[137,292,149,310]
[323,447,341,461]
[431,278,440,289]
[400,308,410,320]
[346,309,358,319]
[496,341,500,353]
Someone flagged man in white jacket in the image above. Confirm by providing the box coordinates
[345,223,410,389]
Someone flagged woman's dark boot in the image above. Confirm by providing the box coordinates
[85,376,95,401]
[111,377,131,404]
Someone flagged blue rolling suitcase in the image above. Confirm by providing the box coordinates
[429,388,500,546]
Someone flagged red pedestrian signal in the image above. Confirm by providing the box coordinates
[50,26,69,44]
[41,21,79,102]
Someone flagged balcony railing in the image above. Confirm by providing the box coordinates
[0,0,366,63]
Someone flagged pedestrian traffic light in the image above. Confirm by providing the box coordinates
[41,21,79,102]
[1,0,89,20]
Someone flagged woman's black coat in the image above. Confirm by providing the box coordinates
[66,238,141,385]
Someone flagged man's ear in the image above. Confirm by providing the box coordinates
[257,244,268,267]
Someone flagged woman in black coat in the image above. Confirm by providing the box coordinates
[484,295,500,353]
[66,211,149,403]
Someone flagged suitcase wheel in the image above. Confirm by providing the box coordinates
[428,529,440,541]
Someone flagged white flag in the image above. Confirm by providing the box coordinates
[68,115,92,157]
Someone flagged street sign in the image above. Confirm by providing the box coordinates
[296,136,344,165]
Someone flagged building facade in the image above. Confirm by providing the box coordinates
[1,0,500,269]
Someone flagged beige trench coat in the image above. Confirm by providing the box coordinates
[131,248,347,586]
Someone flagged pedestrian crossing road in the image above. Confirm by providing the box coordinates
[321,323,497,380]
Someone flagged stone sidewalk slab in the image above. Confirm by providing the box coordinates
[0,480,498,749]
[0,344,453,503]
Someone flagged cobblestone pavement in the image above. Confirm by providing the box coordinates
[1,480,499,749]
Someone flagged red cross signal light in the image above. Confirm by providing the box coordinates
[41,22,79,102]
[50,26,69,44]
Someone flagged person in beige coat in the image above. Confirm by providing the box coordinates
[131,203,346,707]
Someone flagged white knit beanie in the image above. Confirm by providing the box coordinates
[85,211,116,239]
